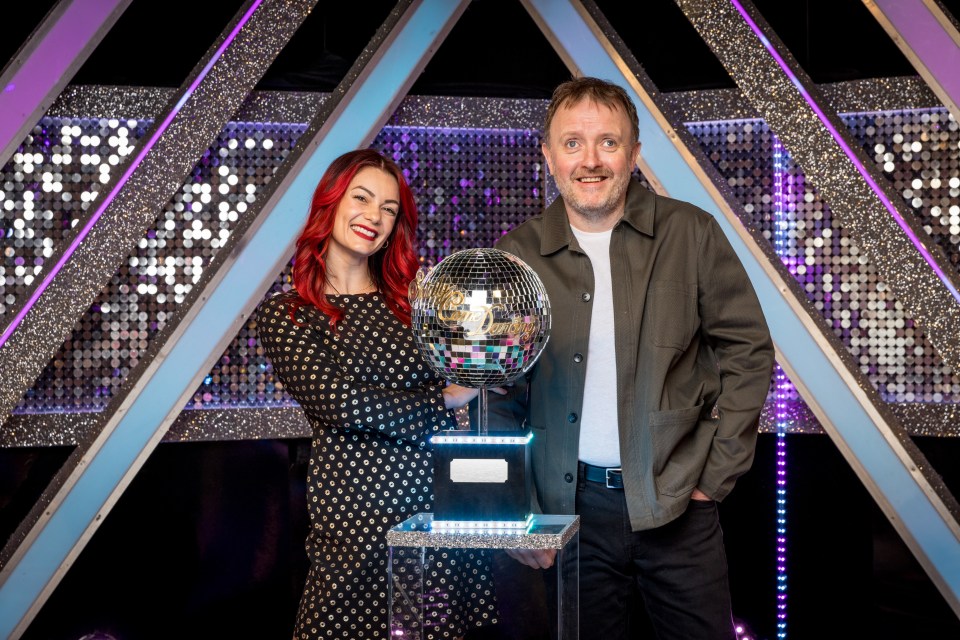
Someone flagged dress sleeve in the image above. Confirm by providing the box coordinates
[256,295,452,446]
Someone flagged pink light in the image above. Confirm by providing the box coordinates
[0,0,265,349]
[729,0,960,304]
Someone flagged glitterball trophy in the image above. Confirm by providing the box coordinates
[409,248,551,529]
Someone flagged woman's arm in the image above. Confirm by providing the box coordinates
[256,295,452,446]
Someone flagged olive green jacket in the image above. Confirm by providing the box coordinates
[492,179,774,531]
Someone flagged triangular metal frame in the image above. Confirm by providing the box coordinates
[1,0,959,636]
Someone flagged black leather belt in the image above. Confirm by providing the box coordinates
[580,461,624,489]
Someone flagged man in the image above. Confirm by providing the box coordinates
[490,77,775,640]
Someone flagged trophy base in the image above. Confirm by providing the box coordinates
[430,430,532,529]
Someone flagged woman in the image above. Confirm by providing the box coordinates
[256,149,497,639]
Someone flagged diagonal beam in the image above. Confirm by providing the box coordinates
[863,0,960,124]
[0,0,320,634]
[674,0,960,376]
[0,0,132,170]
[0,0,314,424]
[0,1,469,637]
[521,0,960,617]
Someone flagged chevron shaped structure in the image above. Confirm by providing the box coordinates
[0,0,958,637]
[666,0,960,616]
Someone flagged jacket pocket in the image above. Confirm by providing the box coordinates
[648,281,697,350]
[650,402,715,497]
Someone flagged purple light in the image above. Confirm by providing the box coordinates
[0,0,265,349]
[4,84,14,93]
[773,134,790,639]
[729,0,960,304]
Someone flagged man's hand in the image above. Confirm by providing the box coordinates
[505,547,557,569]
[441,383,507,410]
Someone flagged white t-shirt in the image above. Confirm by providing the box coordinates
[570,226,620,467]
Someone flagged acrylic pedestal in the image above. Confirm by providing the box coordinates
[387,513,580,639]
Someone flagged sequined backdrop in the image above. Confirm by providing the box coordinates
[1,83,958,444]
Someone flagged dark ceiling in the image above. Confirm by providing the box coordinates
[4,0,959,98]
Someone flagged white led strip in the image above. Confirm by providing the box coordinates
[430,514,534,532]
[430,433,533,445]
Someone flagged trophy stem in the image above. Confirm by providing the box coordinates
[478,387,488,436]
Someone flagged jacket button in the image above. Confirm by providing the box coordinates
[567,412,578,423]
[564,473,574,483]
[573,353,583,363]
[581,292,591,302]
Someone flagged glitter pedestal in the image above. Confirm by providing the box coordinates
[387,513,580,639]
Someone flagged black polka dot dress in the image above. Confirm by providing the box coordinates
[257,290,498,639]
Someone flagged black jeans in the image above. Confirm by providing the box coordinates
[568,467,736,640]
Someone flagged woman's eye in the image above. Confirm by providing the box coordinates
[353,194,367,202]
[383,208,398,217]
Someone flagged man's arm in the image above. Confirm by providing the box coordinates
[695,218,776,501]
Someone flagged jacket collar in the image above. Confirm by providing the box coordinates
[540,178,656,255]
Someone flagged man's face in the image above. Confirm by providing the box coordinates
[542,99,640,226]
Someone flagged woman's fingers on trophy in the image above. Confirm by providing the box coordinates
[441,383,473,409]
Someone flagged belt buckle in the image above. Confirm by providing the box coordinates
[605,467,622,489]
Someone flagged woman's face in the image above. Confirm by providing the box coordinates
[328,166,400,264]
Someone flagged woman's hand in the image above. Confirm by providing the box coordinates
[441,384,507,410]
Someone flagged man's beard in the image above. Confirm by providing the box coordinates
[555,172,631,222]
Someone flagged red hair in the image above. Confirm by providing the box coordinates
[289,149,419,328]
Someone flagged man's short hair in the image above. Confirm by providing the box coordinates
[543,76,640,145]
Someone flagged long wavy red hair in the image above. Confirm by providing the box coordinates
[289,149,419,328]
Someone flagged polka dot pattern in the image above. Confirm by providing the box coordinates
[256,290,497,639]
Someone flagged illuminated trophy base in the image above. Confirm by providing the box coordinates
[429,430,532,530]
